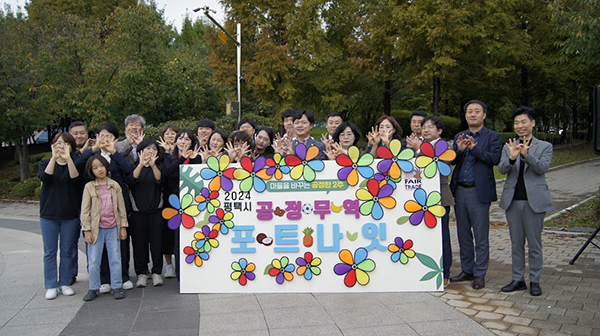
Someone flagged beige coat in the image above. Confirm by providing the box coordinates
[80,178,128,243]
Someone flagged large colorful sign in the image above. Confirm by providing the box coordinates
[162,140,456,293]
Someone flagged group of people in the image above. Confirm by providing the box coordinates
[39,102,553,301]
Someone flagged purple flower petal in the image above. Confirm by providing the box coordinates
[276,272,284,284]
[295,143,307,160]
[410,211,424,225]
[377,159,393,174]
[434,140,449,156]
[296,257,307,266]
[254,157,266,171]
[394,236,404,247]
[209,215,219,224]
[246,272,256,280]
[185,255,195,264]
[266,167,276,176]
[334,263,352,275]
[378,184,395,198]
[201,188,209,198]
[221,176,233,191]
[202,225,210,236]
[167,215,181,230]
[337,166,354,181]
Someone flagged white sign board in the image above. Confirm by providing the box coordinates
[162,141,455,293]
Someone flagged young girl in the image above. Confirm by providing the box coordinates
[81,154,129,301]
[126,138,165,287]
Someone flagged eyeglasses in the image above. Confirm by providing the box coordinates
[339,132,354,139]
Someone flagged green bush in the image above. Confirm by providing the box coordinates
[34,185,42,197]
[0,180,18,191]
[591,188,600,219]
[10,178,40,198]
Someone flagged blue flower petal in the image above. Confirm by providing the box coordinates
[284,264,295,273]
[355,247,368,264]
[308,160,325,172]
[239,258,247,269]
[391,251,400,262]
[168,194,180,208]
[371,202,384,220]
[253,176,266,193]
[398,160,414,173]
[414,188,427,206]
[438,161,452,176]
[357,166,374,179]
[200,168,217,180]
[304,268,313,280]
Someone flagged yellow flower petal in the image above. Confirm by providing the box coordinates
[356,189,374,201]
[356,269,370,285]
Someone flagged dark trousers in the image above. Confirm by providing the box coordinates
[441,206,452,279]
[130,212,163,275]
[100,234,130,284]
[454,186,490,277]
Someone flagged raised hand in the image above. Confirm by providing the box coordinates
[506,138,521,160]
[518,137,532,158]
[456,134,468,151]
[406,133,422,151]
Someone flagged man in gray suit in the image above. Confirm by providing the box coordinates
[115,114,146,166]
[498,106,554,296]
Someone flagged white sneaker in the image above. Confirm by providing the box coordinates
[122,280,134,290]
[152,274,163,287]
[164,264,176,278]
[136,275,148,288]
[99,284,111,294]
[59,285,75,296]
[45,288,58,300]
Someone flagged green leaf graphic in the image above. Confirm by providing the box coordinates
[396,216,409,225]
[420,270,438,281]
[264,264,274,275]
[416,252,440,271]
[436,273,442,289]
[346,231,358,241]
[180,165,204,196]
[359,179,368,188]
[195,212,211,227]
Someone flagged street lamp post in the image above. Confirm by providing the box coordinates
[193,6,242,122]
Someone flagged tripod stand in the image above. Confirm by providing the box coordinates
[569,222,600,265]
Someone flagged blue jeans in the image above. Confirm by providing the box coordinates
[87,227,122,290]
[40,217,80,289]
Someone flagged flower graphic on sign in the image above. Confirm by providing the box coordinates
[334,247,376,287]
[295,251,322,280]
[193,225,219,252]
[404,188,446,228]
[415,141,456,178]
[183,243,209,267]
[209,208,234,235]
[388,237,415,264]
[268,256,295,284]
[373,172,399,190]
[162,194,199,230]
[200,155,236,191]
[233,157,271,193]
[376,139,414,179]
[195,187,220,213]
[264,153,290,180]
[285,143,324,182]
[336,146,374,186]
[356,179,396,220]
[230,258,256,286]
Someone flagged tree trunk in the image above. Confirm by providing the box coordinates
[433,76,441,116]
[572,81,579,139]
[14,137,31,181]
[384,79,391,116]
[521,65,529,106]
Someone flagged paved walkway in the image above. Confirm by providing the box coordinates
[1,158,599,336]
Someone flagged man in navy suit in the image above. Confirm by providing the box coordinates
[498,106,554,296]
[449,100,502,289]
[274,109,327,160]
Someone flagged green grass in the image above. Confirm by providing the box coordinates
[545,191,600,229]
[494,142,598,180]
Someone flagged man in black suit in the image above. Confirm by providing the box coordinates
[449,100,502,289]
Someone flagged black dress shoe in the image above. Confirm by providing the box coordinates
[472,276,485,289]
[530,282,542,296]
[501,280,527,292]
[450,271,475,282]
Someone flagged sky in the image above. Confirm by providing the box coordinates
[1,0,227,31]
